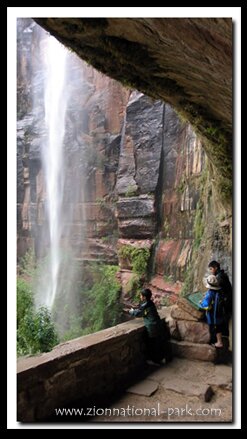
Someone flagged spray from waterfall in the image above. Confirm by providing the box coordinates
[29,27,87,338]
[17,20,91,339]
[41,36,68,309]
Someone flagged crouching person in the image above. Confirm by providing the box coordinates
[129,288,172,365]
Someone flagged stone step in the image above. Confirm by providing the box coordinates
[126,379,158,397]
[170,339,216,362]
[148,357,232,394]
[171,339,231,364]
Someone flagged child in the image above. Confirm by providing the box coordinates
[208,260,232,318]
[129,288,171,365]
[200,275,224,348]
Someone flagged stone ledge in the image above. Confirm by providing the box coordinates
[17,309,212,422]
[17,317,153,421]
[171,339,216,362]
[116,196,155,219]
[17,318,145,374]
[118,218,156,238]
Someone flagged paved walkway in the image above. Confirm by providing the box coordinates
[92,357,232,423]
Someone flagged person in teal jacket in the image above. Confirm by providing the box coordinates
[129,288,172,365]
[200,275,224,348]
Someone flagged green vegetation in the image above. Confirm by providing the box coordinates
[160,295,172,307]
[193,201,205,249]
[17,278,33,326]
[61,314,86,342]
[180,266,193,297]
[118,245,150,275]
[118,245,151,303]
[18,248,36,278]
[176,177,186,194]
[17,279,59,356]
[125,185,137,197]
[163,218,170,238]
[50,259,122,339]
[17,248,123,353]
[180,169,207,294]
[95,197,105,205]
[163,274,175,283]
[82,264,122,333]
[101,236,109,243]
[177,99,232,202]
[125,273,143,301]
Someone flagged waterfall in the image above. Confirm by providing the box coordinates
[25,26,86,337]
[41,36,68,309]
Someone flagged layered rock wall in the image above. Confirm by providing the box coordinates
[34,17,232,200]
[17,19,130,264]
[17,19,232,299]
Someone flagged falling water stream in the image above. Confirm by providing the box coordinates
[18,19,121,340]
[42,36,68,309]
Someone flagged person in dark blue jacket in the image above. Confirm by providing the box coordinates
[200,275,224,347]
[129,288,172,365]
[208,260,232,337]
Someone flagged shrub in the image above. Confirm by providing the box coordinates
[17,277,59,356]
[83,264,121,333]
[17,279,33,326]
[118,245,150,275]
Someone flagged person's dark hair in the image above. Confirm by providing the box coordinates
[141,288,152,300]
[208,260,220,269]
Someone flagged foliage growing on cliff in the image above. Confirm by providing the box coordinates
[163,274,175,283]
[118,245,151,302]
[163,218,170,238]
[17,250,123,345]
[193,201,205,249]
[18,248,36,278]
[176,177,186,194]
[180,266,193,297]
[118,245,150,275]
[124,185,137,197]
[125,273,143,302]
[82,264,122,333]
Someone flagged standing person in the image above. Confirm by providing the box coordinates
[129,288,171,365]
[208,260,232,337]
[200,275,224,347]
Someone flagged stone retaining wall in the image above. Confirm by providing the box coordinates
[17,317,149,422]
[17,308,219,422]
